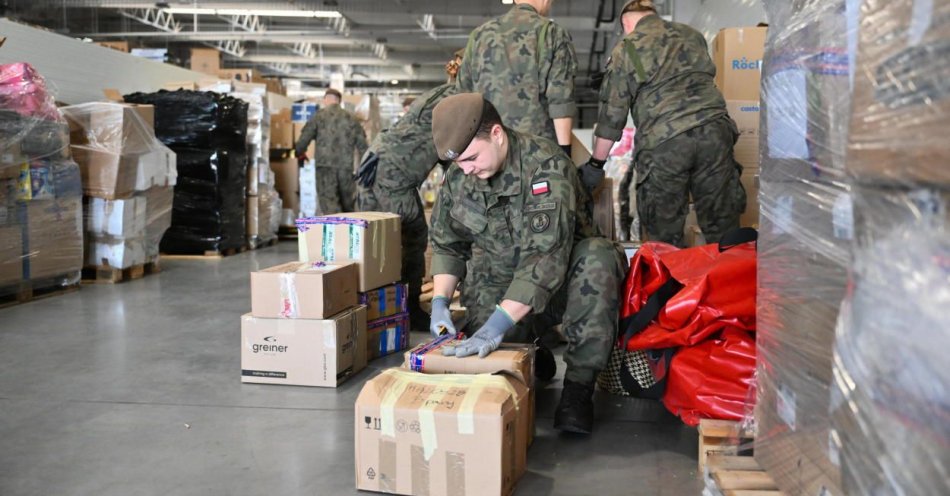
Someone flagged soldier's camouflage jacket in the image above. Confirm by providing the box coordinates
[429,130,599,313]
[457,3,578,143]
[595,15,728,151]
[369,83,458,186]
[294,104,368,169]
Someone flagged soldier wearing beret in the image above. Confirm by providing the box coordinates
[427,93,627,434]
[580,0,746,246]
[294,88,368,214]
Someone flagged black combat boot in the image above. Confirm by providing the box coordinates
[553,379,595,434]
[534,343,557,382]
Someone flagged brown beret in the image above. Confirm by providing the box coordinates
[324,88,342,99]
[621,0,657,13]
[432,93,484,161]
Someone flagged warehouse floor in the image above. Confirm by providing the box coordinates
[0,242,701,496]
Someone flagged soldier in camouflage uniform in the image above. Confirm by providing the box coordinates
[427,93,627,434]
[294,88,368,214]
[580,0,746,246]
[355,83,458,331]
[457,0,577,153]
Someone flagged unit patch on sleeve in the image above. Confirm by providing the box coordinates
[531,181,550,195]
[530,213,551,233]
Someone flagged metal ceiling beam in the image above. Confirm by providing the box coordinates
[241,54,400,66]
[118,8,181,33]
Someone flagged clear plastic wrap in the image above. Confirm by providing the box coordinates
[0,62,83,297]
[752,0,855,494]
[123,90,248,254]
[247,183,281,247]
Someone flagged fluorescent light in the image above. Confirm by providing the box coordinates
[390,79,400,85]
[163,8,342,18]
[502,0,514,4]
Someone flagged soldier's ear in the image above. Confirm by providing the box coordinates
[491,124,505,145]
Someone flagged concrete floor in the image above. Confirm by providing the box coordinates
[0,241,702,496]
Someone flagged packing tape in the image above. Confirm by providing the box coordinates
[376,370,520,461]
[278,272,298,318]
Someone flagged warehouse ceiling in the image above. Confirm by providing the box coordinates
[1,1,672,88]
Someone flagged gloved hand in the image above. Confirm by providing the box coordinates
[429,296,457,338]
[297,152,309,165]
[442,306,514,358]
[578,157,607,193]
[560,144,571,157]
[355,151,379,188]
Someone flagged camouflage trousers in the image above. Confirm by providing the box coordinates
[462,237,628,385]
[316,166,356,214]
[634,116,746,246]
[356,163,428,321]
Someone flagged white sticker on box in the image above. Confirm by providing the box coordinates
[767,69,810,160]
[349,224,361,259]
[832,192,854,240]
[278,273,299,319]
[777,383,798,430]
[322,224,335,261]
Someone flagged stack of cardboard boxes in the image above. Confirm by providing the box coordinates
[296,212,410,359]
[63,102,176,269]
[712,25,767,228]
[0,62,84,295]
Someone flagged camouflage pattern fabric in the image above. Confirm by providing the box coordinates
[595,14,728,150]
[294,104,368,170]
[635,117,746,246]
[457,3,577,142]
[356,83,458,324]
[316,166,356,214]
[430,130,625,385]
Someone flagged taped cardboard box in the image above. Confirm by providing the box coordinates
[355,369,528,496]
[240,305,367,387]
[297,212,402,292]
[367,312,411,360]
[0,224,23,286]
[190,48,221,74]
[359,282,409,321]
[69,146,139,200]
[26,197,83,280]
[250,261,358,320]
[713,27,767,101]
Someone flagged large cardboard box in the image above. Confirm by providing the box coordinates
[69,146,139,200]
[96,41,129,52]
[84,237,146,269]
[66,103,155,155]
[726,100,760,171]
[846,0,950,185]
[0,224,23,286]
[297,212,402,292]
[26,197,83,280]
[84,195,146,238]
[240,306,367,387]
[359,282,408,321]
[355,369,528,496]
[250,261,358,320]
[270,109,294,149]
[713,27,767,101]
[190,48,221,74]
[366,312,411,360]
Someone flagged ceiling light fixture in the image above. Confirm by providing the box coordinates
[502,0,514,4]
[163,8,342,18]
[390,79,400,85]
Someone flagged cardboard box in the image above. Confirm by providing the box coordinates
[65,103,155,155]
[190,48,221,74]
[69,146,140,200]
[726,100,760,171]
[359,282,408,321]
[404,339,535,388]
[26,197,83,280]
[161,81,199,91]
[143,186,173,257]
[297,212,402,292]
[84,237,146,269]
[355,369,528,496]
[739,168,759,228]
[96,41,129,52]
[84,195,147,238]
[217,68,260,83]
[240,305,367,387]
[366,312,410,360]
[246,195,260,238]
[0,224,23,286]
[846,1,950,185]
[270,110,294,149]
[251,261,358,320]
[713,27,767,101]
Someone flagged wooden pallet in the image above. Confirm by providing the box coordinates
[81,258,161,284]
[698,419,755,475]
[706,453,783,496]
[0,274,81,310]
[161,245,247,260]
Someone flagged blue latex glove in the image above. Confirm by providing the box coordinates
[429,296,457,338]
[442,306,515,358]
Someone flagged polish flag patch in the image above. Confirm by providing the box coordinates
[531,181,550,195]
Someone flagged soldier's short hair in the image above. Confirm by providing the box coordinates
[621,0,657,14]
[474,100,503,140]
[324,88,342,100]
